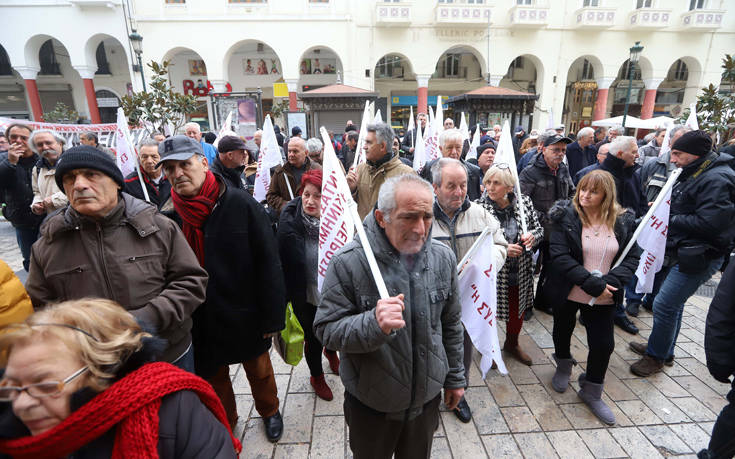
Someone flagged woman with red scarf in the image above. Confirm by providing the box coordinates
[0,298,240,458]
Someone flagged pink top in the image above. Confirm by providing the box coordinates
[567,224,619,305]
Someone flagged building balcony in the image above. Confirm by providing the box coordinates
[627,8,671,29]
[573,7,616,28]
[375,2,412,27]
[509,5,549,28]
[435,4,491,27]
[680,9,725,31]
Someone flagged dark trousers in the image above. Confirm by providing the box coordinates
[553,300,615,384]
[706,380,735,458]
[171,343,195,373]
[208,350,279,428]
[15,226,38,272]
[344,392,440,459]
[292,301,324,377]
[533,240,551,309]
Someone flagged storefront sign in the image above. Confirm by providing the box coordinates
[391,95,448,108]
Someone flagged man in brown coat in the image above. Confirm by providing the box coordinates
[266,136,321,216]
[25,145,208,371]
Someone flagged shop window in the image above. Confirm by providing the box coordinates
[39,40,61,76]
[583,0,599,6]
[636,0,652,8]
[0,47,12,76]
[669,60,688,81]
[655,88,684,105]
[95,43,111,75]
[617,60,641,81]
[444,54,460,77]
[689,0,707,10]
[581,59,595,80]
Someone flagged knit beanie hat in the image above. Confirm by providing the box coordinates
[671,130,712,157]
[55,145,124,192]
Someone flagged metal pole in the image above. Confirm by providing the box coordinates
[622,60,633,131]
[137,54,146,92]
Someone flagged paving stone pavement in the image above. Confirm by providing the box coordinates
[1,219,727,458]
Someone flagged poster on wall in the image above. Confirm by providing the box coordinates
[189,59,207,76]
[287,112,308,138]
[237,98,258,148]
[243,58,280,75]
[300,58,337,75]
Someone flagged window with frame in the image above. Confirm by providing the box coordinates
[376,55,404,79]
[583,0,599,6]
[581,59,595,80]
[617,60,642,81]
[669,60,689,81]
[636,0,652,8]
[689,0,707,10]
[95,43,111,75]
[39,40,61,76]
[444,54,460,77]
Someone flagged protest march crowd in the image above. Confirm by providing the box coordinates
[0,99,735,458]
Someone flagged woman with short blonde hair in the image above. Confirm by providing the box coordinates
[0,298,240,458]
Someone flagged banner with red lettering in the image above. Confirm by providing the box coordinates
[458,233,507,377]
[635,187,671,294]
[318,130,356,291]
[115,108,137,178]
[253,115,284,202]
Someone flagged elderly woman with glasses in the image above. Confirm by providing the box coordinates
[478,164,543,365]
[0,298,240,458]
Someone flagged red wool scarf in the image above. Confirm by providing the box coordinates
[171,170,220,266]
[0,362,241,459]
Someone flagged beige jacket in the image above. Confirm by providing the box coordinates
[31,161,67,214]
[354,155,415,220]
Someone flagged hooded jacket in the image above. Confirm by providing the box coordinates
[354,154,415,220]
[546,200,640,306]
[314,212,465,420]
[25,193,208,363]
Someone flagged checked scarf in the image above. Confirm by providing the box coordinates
[171,170,220,266]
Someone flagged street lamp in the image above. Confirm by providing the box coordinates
[622,41,644,130]
[129,29,146,92]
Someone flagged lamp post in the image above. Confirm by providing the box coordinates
[129,29,146,92]
[622,41,644,130]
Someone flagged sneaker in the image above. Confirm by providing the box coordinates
[629,342,674,366]
[614,315,639,334]
[310,375,334,401]
[630,355,664,377]
[626,302,641,317]
[324,349,340,375]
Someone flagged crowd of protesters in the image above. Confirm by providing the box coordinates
[0,114,734,459]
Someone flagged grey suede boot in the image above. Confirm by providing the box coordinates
[551,353,576,393]
[577,374,615,425]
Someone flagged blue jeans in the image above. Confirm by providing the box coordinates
[646,258,723,361]
[171,343,195,373]
[15,226,39,272]
[625,276,644,304]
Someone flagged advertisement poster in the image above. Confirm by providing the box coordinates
[287,112,308,138]
[189,59,207,76]
[243,58,280,75]
[237,98,258,147]
[300,58,337,75]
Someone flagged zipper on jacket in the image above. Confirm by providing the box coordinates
[96,222,115,300]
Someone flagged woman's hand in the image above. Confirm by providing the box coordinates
[520,233,535,250]
[595,284,618,302]
[507,243,524,258]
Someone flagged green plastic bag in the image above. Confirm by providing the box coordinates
[273,302,304,366]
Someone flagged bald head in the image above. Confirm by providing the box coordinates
[287,137,307,168]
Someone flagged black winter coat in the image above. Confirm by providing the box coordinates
[277,198,309,311]
[519,153,575,235]
[577,154,648,218]
[193,183,286,378]
[565,141,597,179]
[668,152,735,257]
[705,255,735,382]
[0,152,44,228]
[420,158,483,201]
[210,156,246,191]
[544,200,640,307]
[124,171,172,210]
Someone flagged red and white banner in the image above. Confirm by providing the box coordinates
[635,188,671,294]
[253,115,283,202]
[458,233,507,377]
[425,106,440,162]
[115,108,137,178]
[318,129,355,291]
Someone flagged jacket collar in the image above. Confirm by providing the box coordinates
[366,150,394,169]
[433,196,471,227]
[601,153,630,177]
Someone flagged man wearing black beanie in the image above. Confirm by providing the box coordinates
[630,130,735,377]
[25,144,208,371]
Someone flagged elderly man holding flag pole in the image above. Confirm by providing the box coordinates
[315,130,465,457]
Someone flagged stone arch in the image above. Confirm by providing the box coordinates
[83,34,130,74]
[430,44,487,81]
[222,39,284,84]
[296,45,343,83]
[373,52,414,80]
[499,53,544,94]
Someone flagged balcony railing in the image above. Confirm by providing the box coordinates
[435,4,491,26]
[628,8,671,29]
[681,9,724,31]
[509,5,549,27]
[573,6,616,28]
[375,2,412,26]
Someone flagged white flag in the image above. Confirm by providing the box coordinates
[318,129,356,291]
[465,124,482,161]
[494,121,516,166]
[412,123,427,172]
[458,235,507,377]
[425,105,441,162]
[253,115,283,202]
[685,102,699,130]
[352,101,371,168]
[115,108,136,177]
[547,107,554,130]
[635,188,671,294]
[374,109,383,124]
[408,106,415,132]
[435,95,444,136]
[459,112,469,141]
[658,121,674,158]
[213,111,235,149]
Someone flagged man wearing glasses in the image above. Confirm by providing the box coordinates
[519,134,575,317]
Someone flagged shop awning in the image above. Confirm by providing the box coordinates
[300,84,378,99]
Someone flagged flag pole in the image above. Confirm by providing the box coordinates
[118,108,150,203]
[588,167,682,306]
[321,126,389,300]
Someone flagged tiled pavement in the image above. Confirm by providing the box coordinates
[232,282,726,458]
[1,220,727,458]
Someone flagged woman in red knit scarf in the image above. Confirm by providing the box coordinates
[0,298,241,458]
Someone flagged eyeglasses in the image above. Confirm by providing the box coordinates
[0,366,88,402]
[495,163,511,170]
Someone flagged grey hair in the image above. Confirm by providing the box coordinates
[439,128,463,148]
[137,138,160,150]
[28,129,65,154]
[367,122,395,151]
[577,127,595,138]
[669,125,692,145]
[608,125,625,135]
[537,129,557,147]
[306,137,323,154]
[431,157,467,187]
[377,174,433,222]
[80,131,99,145]
[184,122,201,133]
[608,135,636,156]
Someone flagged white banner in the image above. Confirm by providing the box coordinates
[459,112,469,142]
[465,124,481,162]
[318,129,356,291]
[635,188,671,294]
[685,102,699,131]
[115,108,137,178]
[352,101,371,168]
[458,235,507,377]
[253,115,283,202]
[412,123,427,172]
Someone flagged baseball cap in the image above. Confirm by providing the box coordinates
[217,135,248,153]
[554,124,565,131]
[156,135,203,167]
[543,134,573,147]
